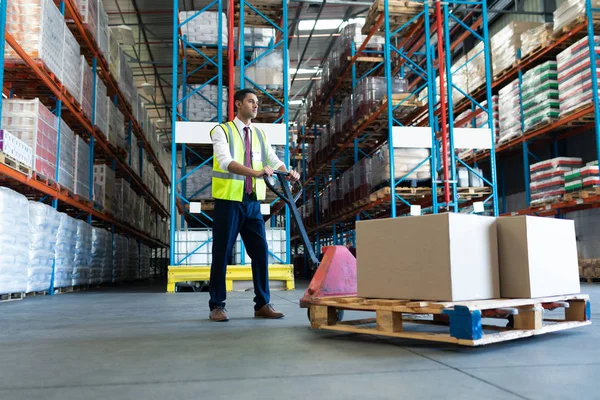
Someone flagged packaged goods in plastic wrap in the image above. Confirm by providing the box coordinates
[0,188,30,294]
[6,0,64,83]
[140,244,151,279]
[564,165,600,192]
[53,213,77,288]
[62,25,82,104]
[74,135,91,199]
[246,48,286,91]
[557,36,600,116]
[119,49,135,106]
[128,238,140,281]
[97,1,109,57]
[371,147,431,188]
[354,76,409,119]
[467,42,486,93]
[0,129,33,168]
[234,228,287,265]
[101,230,113,284]
[554,0,600,34]
[521,23,553,58]
[108,28,121,81]
[112,234,128,283]
[89,227,107,284]
[108,101,126,150]
[73,220,91,286]
[115,179,132,223]
[179,11,228,45]
[2,99,59,178]
[498,79,522,144]
[354,157,372,202]
[177,163,212,200]
[236,26,275,47]
[491,21,542,76]
[529,157,582,205]
[80,56,94,121]
[57,119,75,192]
[27,202,59,293]
[177,84,228,122]
[93,164,116,213]
[131,141,141,175]
[175,229,212,265]
[76,0,98,46]
[94,78,109,136]
[522,61,559,132]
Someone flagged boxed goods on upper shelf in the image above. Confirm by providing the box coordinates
[553,0,600,34]
[498,78,521,144]
[357,213,500,301]
[529,157,582,205]
[178,11,228,45]
[63,25,82,104]
[58,119,76,192]
[95,77,110,136]
[27,202,59,293]
[557,36,600,116]
[74,135,91,200]
[117,39,135,106]
[0,188,30,295]
[0,129,34,169]
[564,165,600,192]
[80,56,94,121]
[2,98,59,179]
[177,163,212,200]
[97,2,109,57]
[108,101,127,152]
[491,21,542,76]
[522,61,559,132]
[74,0,109,57]
[93,163,116,213]
[520,23,553,58]
[177,84,228,122]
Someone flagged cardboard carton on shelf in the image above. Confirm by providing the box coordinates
[497,216,581,298]
[356,213,500,302]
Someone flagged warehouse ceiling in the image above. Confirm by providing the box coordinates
[104,0,373,148]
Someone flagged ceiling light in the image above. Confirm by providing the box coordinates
[289,100,304,105]
[298,19,344,31]
[290,68,321,75]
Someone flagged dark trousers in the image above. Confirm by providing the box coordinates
[209,193,270,311]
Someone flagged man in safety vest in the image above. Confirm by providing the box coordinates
[208,88,300,322]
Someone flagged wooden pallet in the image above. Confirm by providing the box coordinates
[363,0,425,35]
[307,294,591,346]
[564,187,600,201]
[26,290,48,298]
[56,286,74,294]
[0,292,25,303]
[0,151,31,176]
[457,186,492,199]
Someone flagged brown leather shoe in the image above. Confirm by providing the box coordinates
[209,307,229,322]
[254,304,284,319]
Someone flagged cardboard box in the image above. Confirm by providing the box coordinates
[497,216,580,298]
[356,213,500,301]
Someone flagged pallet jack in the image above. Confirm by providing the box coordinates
[265,171,357,322]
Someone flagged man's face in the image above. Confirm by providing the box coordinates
[237,93,259,120]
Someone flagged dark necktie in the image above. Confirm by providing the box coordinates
[243,126,253,194]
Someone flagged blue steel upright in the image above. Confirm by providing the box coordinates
[586,0,600,170]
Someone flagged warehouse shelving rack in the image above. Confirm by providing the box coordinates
[169,0,295,292]
[0,0,169,294]
[294,0,499,250]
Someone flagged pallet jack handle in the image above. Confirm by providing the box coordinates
[264,171,320,269]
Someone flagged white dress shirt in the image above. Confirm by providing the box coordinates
[211,117,285,172]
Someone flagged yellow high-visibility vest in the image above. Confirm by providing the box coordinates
[210,121,268,201]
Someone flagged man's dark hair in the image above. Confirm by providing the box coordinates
[234,89,257,111]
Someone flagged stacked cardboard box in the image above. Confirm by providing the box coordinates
[554,0,600,34]
[0,129,33,169]
[93,164,116,213]
[108,28,121,82]
[94,77,110,136]
[520,23,553,58]
[80,56,94,122]
[2,99,59,179]
[108,101,127,151]
[530,157,582,205]
[177,84,228,122]
[178,11,228,45]
[62,25,82,104]
[74,136,91,199]
[498,79,521,144]
[564,165,600,193]
[58,119,76,192]
[522,61,559,132]
[491,21,542,76]
[557,36,600,116]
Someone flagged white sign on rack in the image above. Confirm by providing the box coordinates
[175,121,286,145]
[391,127,493,150]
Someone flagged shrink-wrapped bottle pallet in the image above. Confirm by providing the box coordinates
[53,213,77,288]
[93,164,116,213]
[0,129,34,169]
[557,37,600,116]
[112,234,128,284]
[27,202,59,293]
[0,188,30,295]
[530,157,582,205]
[177,84,228,122]
[74,135,91,200]
[521,23,553,58]
[2,99,59,179]
[498,79,522,144]
[491,21,542,77]
[127,239,140,281]
[73,220,91,286]
[522,61,559,132]
[178,11,228,45]
[89,227,107,285]
[140,244,151,279]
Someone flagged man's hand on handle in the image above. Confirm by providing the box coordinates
[255,166,274,178]
[286,170,300,182]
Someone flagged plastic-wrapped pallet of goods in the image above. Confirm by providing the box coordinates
[354,157,372,203]
[74,135,91,199]
[58,119,76,192]
[27,202,59,293]
[557,37,600,116]
[564,165,600,192]
[73,220,92,286]
[372,147,431,188]
[108,29,121,82]
[0,129,34,169]
[498,79,522,144]
[127,239,140,281]
[177,84,228,122]
[522,61,559,132]
[53,213,77,288]
[75,0,98,46]
[235,228,287,265]
[118,47,135,106]
[97,1,109,57]
[115,179,131,223]
[101,230,113,284]
[467,42,486,93]
[93,164,116,213]
[529,157,582,205]
[178,11,228,45]
[94,78,109,136]
[553,0,600,34]
[62,25,82,104]
[520,23,553,58]
[112,234,128,284]
[5,0,64,83]
[79,56,94,121]
[2,99,59,179]
[108,101,126,151]
[89,227,107,284]
[0,188,30,295]
[491,22,542,77]
[140,244,151,279]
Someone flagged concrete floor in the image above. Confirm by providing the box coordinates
[1,283,599,400]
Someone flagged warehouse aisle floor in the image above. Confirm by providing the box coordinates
[1,282,599,400]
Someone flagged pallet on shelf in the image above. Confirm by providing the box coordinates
[0,151,31,176]
[0,292,25,303]
[307,294,591,346]
[55,286,74,294]
[363,0,425,35]
[26,290,48,298]
[564,187,600,201]
[457,186,492,200]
